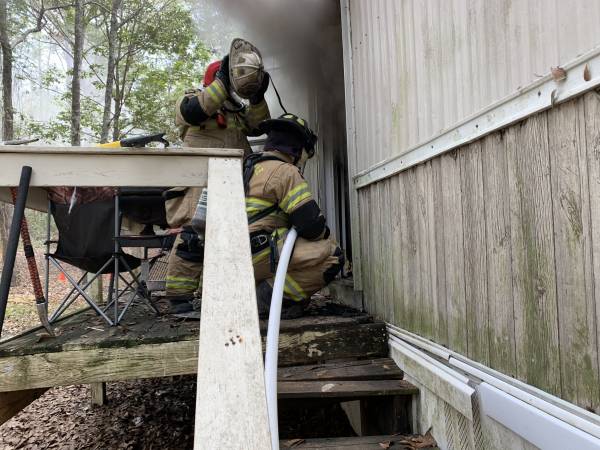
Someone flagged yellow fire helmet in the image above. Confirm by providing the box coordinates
[229,38,265,99]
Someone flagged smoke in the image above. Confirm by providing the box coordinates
[194,0,344,120]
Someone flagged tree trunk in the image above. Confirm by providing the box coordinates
[112,95,121,141]
[0,0,13,256]
[100,0,120,143]
[70,0,84,146]
[0,0,14,142]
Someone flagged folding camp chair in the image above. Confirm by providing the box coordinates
[45,188,173,326]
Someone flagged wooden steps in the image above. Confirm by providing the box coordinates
[278,358,403,382]
[278,357,421,442]
[280,435,439,449]
[278,379,418,399]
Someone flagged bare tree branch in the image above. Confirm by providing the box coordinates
[12,2,75,47]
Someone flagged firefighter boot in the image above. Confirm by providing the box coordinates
[255,280,305,320]
[158,294,194,314]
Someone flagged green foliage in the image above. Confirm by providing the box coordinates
[18,0,211,145]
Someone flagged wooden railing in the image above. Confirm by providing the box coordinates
[0,146,272,449]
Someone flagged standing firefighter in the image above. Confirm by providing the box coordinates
[245,114,344,319]
[164,39,270,313]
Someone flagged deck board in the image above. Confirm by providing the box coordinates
[0,304,388,392]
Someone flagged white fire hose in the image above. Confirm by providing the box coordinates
[264,227,298,449]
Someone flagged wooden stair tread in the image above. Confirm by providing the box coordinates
[278,358,403,382]
[280,435,438,449]
[278,379,418,399]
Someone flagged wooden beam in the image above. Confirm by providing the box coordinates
[389,340,475,420]
[278,358,403,382]
[277,380,418,399]
[280,435,439,449]
[0,388,47,425]
[194,157,271,448]
[0,340,199,391]
[90,382,107,406]
[0,146,243,187]
[0,321,388,391]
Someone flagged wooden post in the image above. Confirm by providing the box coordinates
[194,158,271,449]
[90,382,107,406]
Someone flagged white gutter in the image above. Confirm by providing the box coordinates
[387,324,600,442]
[479,383,600,450]
[355,45,600,189]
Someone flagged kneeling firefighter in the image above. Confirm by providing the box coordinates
[163,39,270,313]
[245,114,344,319]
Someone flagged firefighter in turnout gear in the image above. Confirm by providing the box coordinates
[163,53,270,313]
[245,114,344,319]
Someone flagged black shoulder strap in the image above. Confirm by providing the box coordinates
[242,153,286,194]
[244,153,287,224]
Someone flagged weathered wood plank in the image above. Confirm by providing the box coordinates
[389,342,474,420]
[403,168,421,333]
[382,179,395,322]
[505,114,561,396]
[373,184,385,318]
[390,175,404,329]
[280,435,438,449]
[481,131,517,376]
[194,157,270,449]
[0,320,388,391]
[362,188,374,314]
[0,388,47,426]
[90,382,107,406]
[277,322,388,367]
[585,91,600,415]
[277,379,418,399]
[430,158,447,346]
[548,98,598,408]
[398,174,411,331]
[459,141,490,364]
[415,163,433,339]
[0,146,242,187]
[278,359,403,382]
[440,151,467,354]
[358,190,371,312]
[0,341,199,391]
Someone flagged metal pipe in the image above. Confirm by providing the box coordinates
[264,227,297,450]
[0,166,32,336]
[9,187,54,336]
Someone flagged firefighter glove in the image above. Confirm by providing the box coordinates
[215,54,230,90]
[249,72,270,105]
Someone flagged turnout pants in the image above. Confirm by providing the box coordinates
[252,228,344,302]
[165,233,203,296]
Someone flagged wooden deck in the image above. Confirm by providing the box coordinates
[0,303,388,425]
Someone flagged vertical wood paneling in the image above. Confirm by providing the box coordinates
[460,141,490,364]
[482,132,517,376]
[583,91,600,414]
[398,174,412,331]
[505,114,561,396]
[416,164,433,339]
[431,158,448,345]
[391,175,404,326]
[548,98,600,410]
[356,93,600,410]
[440,151,467,354]
[403,168,420,331]
[368,186,380,315]
[382,179,395,322]
[358,189,372,311]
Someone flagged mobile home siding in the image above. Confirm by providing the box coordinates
[345,0,600,413]
[349,0,600,172]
